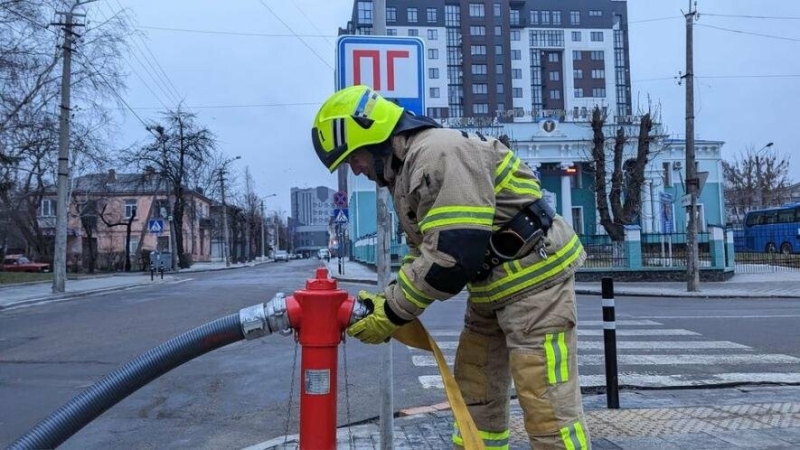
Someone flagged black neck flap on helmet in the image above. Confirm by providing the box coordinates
[368,110,442,186]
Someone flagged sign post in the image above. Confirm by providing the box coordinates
[660,192,674,267]
[336,12,426,448]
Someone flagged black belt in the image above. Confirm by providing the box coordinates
[473,199,555,281]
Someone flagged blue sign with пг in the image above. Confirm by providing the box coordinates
[336,36,426,115]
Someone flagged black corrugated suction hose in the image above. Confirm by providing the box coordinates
[8,314,244,450]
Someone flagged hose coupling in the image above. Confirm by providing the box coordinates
[239,292,293,340]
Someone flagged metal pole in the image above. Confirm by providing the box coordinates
[52,11,75,293]
[221,169,230,267]
[684,1,700,291]
[260,200,265,260]
[601,277,620,409]
[372,0,393,447]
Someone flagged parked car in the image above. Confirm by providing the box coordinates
[2,254,51,273]
[317,249,330,261]
[274,250,289,262]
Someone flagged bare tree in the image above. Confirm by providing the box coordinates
[124,108,215,268]
[723,146,793,224]
[98,201,135,271]
[589,105,664,241]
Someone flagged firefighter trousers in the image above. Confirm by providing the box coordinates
[453,276,591,450]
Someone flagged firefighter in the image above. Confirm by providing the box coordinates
[311,85,590,450]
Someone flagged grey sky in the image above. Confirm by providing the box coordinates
[99,0,800,214]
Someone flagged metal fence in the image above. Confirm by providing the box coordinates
[578,234,627,268]
[640,232,712,269]
[731,228,800,273]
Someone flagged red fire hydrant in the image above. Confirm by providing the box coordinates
[281,267,367,450]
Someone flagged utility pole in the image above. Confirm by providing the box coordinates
[219,169,230,267]
[684,0,700,291]
[372,1,394,448]
[51,6,85,293]
[260,200,265,260]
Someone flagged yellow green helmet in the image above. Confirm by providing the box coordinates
[311,85,404,172]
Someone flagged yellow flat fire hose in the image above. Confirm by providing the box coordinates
[392,319,485,450]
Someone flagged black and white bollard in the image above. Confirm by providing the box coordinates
[602,277,620,409]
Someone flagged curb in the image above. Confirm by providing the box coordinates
[0,278,178,311]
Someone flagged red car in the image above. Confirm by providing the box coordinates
[2,254,51,273]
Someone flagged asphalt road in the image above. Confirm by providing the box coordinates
[2,260,800,449]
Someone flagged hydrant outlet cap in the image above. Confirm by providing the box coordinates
[306,268,336,290]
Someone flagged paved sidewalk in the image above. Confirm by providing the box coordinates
[326,258,800,299]
[0,259,271,310]
[249,385,800,449]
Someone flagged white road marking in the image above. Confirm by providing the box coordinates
[408,340,751,352]
[579,329,701,336]
[412,353,799,368]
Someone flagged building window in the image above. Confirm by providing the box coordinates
[497,83,504,94]
[591,69,605,79]
[450,105,464,117]
[470,25,486,36]
[124,199,137,219]
[553,11,562,25]
[386,6,396,22]
[472,64,488,75]
[40,198,55,217]
[548,52,559,62]
[574,69,583,79]
[571,207,584,234]
[590,50,604,61]
[550,89,561,100]
[589,10,603,17]
[512,68,522,79]
[357,1,373,24]
[473,103,489,114]
[428,67,440,79]
[471,44,486,55]
[529,29,564,47]
[495,25,502,36]
[407,7,418,23]
[541,10,550,25]
[510,9,520,26]
[530,10,539,25]
[386,28,397,36]
[427,7,437,23]
[570,10,580,25]
[573,50,582,60]
[427,48,438,59]
[473,83,488,94]
[445,4,460,26]
[572,31,581,42]
[359,26,372,35]
[495,44,503,55]
[408,29,418,36]
[496,63,504,74]
[511,30,521,41]
[469,3,485,17]
[497,102,505,112]
[549,71,560,81]
[592,88,606,97]
[128,237,139,254]
[574,88,583,98]
[429,87,440,98]
[511,49,521,60]
[494,3,501,17]
[591,31,604,42]
[427,29,438,40]
[513,87,523,98]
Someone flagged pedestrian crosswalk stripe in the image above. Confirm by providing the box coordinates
[578,329,700,336]
[409,340,752,352]
[418,372,800,390]
[574,320,663,326]
[411,353,799,368]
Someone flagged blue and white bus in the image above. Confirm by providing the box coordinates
[741,203,800,254]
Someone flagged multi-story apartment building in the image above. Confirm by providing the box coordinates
[290,186,336,256]
[343,0,631,124]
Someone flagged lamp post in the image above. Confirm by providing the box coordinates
[755,142,774,209]
[219,156,241,267]
[261,194,276,260]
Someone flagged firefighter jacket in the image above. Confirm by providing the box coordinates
[382,128,586,322]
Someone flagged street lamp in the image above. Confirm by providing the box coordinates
[261,194,276,261]
[755,142,774,209]
[219,155,241,267]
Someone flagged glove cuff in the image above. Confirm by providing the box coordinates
[383,300,413,326]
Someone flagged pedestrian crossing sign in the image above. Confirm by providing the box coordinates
[148,219,164,234]
[333,208,349,224]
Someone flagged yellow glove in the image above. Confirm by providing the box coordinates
[347,291,406,344]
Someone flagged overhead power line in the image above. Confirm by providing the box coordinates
[628,16,683,25]
[634,74,800,83]
[137,25,334,38]
[257,0,334,70]
[120,101,320,111]
[697,24,800,43]
[702,13,800,20]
